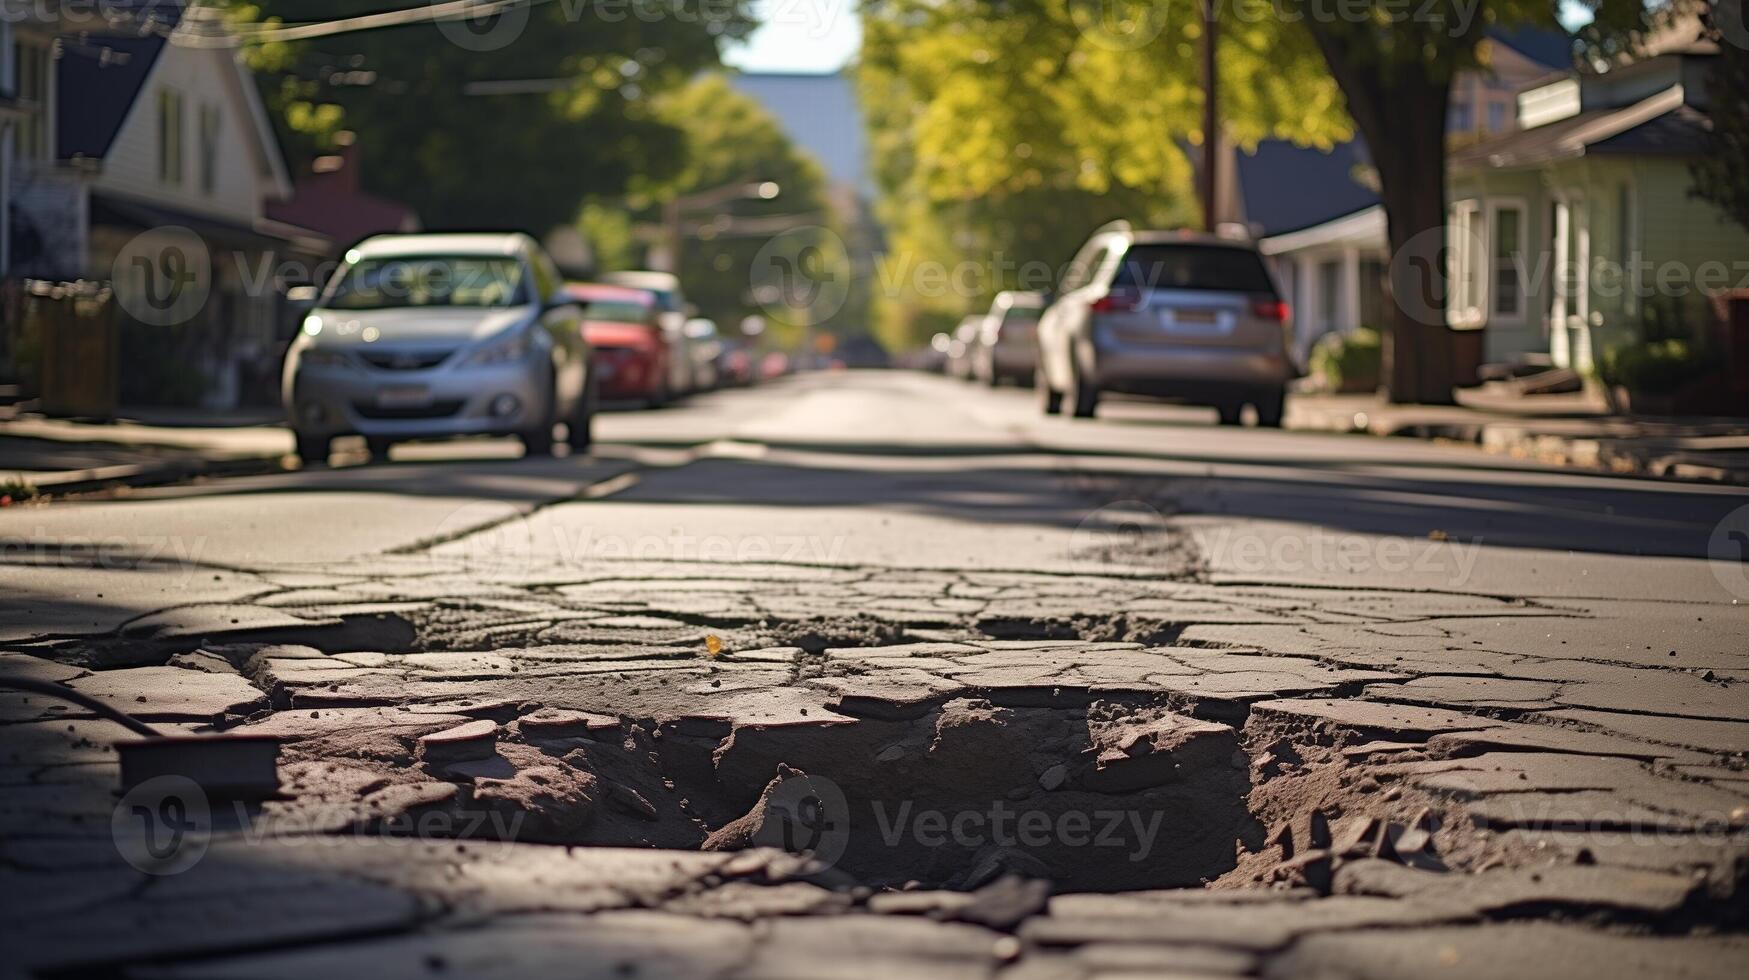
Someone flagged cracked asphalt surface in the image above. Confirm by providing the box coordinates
[4,370,1749,978]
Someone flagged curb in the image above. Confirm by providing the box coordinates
[1288,411,1749,487]
[6,453,290,498]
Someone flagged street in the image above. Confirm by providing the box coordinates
[4,370,1748,976]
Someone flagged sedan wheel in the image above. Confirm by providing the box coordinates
[1037,366,1062,415]
[294,433,330,466]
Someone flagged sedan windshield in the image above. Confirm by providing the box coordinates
[326,256,530,310]
[583,299,654,324]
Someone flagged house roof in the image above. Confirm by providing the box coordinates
[57,35,166,160]
[1449,85,1705,170]
[1235,139,1379,238]
[1486,25,1577,71]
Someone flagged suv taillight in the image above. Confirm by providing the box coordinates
[1250,298,1289,322]
[1091,288,1141,314]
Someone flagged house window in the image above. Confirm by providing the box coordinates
[1317,259,1341,331]
[1449,101,1474,134]
[158,89,184,185]
[1486,102,1507,134]
[15,41,46,161]
[198,104,220,194]
[1450,201,1485,325]
[1488,202,1525,321]
[1,22,14,98]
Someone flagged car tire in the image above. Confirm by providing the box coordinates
[294,433,330,466]
[1038,366,1062,415]
[567,378,595,454]
[365,437,393,460]
[1066,351,1099,419]
[1216,401,1244,426]
[1253,386,1286,428]
[521,382,556,457]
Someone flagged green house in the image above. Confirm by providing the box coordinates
[1448,38,1747,373]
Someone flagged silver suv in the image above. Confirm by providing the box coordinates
[1035,223,1294,424]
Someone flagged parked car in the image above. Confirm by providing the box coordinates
[602,270,694,395]
[717,339,755,387]
[974,291,1046,386]
[283,232,594,462]
[759,351,791,380]
[1035,223,1294,424]
[683,318,723,391]
[947,315,982,380]
[566,282,675,407]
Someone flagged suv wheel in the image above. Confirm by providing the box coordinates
[294,433,330,465]
[1037,366,1062,415]
[365,437,393,460]
[1253,387,1286,428]
[1216,401,1243,426]
[1066,351,1099,419]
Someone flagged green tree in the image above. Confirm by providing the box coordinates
[220,1,756,232]
[859,0,1346,351]
[1691,2,1749,234]
[588,73,842,350]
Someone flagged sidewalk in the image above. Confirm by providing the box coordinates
[0,408,291,496]
[1286,389,1749,485]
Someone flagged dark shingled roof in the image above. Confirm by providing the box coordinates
[1235,139,1379,238]
[57,34,166,161]
[1487,25,1577,71]
[1450,92,1708,171]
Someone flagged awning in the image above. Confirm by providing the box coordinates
[91,194,331,257]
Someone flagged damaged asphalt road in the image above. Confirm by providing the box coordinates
[3,371,1749,978]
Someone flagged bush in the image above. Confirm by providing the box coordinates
[1308,327,1382,394]
[1597,339,1713,396]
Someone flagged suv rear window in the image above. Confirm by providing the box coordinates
[1112,244,1275,294]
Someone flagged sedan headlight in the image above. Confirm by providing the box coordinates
[464,329,533,367]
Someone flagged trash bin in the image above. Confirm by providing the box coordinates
[33,280,118,419]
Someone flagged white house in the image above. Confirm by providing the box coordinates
[7,4,327,408]
[1247,28,1577,366]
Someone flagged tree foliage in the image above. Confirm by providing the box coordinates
[1691,2,1749,234]
[220,1,756,232]
[588,73,841,350]
[859,0,1348,350]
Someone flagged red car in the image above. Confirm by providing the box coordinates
[566,282,675,407]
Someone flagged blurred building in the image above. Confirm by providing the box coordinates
[1242,28,1579,368]
[3,4,328,410]
[266,136,420,255]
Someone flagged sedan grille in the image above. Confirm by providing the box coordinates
[359,350,454,371]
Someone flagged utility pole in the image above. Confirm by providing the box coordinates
[1200,0,1219,233]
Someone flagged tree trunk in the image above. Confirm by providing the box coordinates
[1303,25,1459,405]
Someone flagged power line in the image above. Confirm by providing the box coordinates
[163,0,552,48]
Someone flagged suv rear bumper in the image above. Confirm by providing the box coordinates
[1090,342,1293,391]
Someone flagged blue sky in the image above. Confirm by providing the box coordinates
[724,0,862,74]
